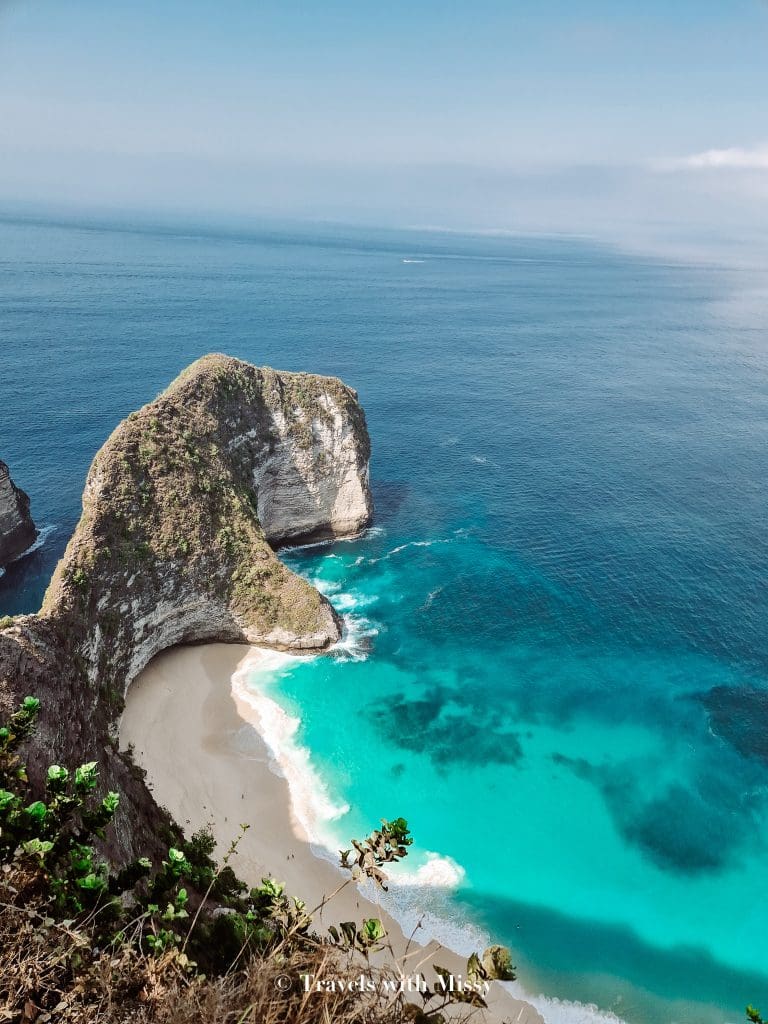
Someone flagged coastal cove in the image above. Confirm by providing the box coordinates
[3,215,768,1023]
[119,642,542,1024]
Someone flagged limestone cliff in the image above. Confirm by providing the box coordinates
[0,460,37,569]
[0,354,372,860]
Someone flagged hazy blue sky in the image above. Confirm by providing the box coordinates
[1,0,767,249]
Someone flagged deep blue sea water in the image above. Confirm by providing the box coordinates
[2,213,768,1024]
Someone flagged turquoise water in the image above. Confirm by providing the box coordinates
[270,537,767,1024]
[2,212,768,1023]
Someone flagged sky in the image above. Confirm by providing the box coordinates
[0,0,767,250]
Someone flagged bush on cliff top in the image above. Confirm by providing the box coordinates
[0,697,514,1024]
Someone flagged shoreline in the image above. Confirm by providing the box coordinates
[119,642,543,1024]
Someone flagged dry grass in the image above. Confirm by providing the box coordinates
[0,865,475,1024]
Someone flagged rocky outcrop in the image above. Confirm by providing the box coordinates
[0,460,37,569]
[0,354,372,860]
[43,354,372,664]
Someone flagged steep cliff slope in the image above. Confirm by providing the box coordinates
[0,354,372,859]
[0,460,37,569]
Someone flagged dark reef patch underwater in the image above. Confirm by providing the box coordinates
[2,213,768,1023]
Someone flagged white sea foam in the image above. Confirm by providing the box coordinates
[231,648,349,848]
[6,523,57,566]
[333,591,374,612]
[1,524,57,581]
[376,880,491,965]
[280,537,338,554]
[517,992,628,1024]
[312,577,343,597]
[281,525,385,555]
[308,578,379,651]
[367,538,452,564]
[24,523,57,555]
[390,851,465,889]
[331,610,379,662]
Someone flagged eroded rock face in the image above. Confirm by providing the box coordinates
[43,355,372,669]
[0,460,37,569]
[0,354,372,860]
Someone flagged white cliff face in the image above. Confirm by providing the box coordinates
[251,392,372,544]
[0,459,37,569]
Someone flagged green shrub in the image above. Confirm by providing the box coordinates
[70,567,89,590]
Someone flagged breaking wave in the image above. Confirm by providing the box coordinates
[520,996,627,1024]
[7,523,57,565]
[231,648,350,849]
[1,524,58,580]
[366,538,453,564]
[389,851,466,889]
[280,525,385,555]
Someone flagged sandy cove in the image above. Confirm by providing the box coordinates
[119,642,542,1024]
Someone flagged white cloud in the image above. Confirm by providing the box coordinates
[657,145,768,172]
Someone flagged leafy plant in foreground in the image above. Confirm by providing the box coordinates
[1,696,519,1023]
[340,816,413,889]
[0,698,148,917]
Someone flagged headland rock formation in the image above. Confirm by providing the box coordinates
[0,459,37,569]
[0,354,372,859]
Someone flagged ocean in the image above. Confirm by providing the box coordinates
[2,212,768,1024]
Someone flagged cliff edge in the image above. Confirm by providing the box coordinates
[0,460,38,569]
[0,354,372,859]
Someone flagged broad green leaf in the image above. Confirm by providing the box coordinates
[260,877,284,898]
[47,765,69,786]
[102,791,119,814]
[362,918,386,944]
[78,872,106,891]
[75,762,99,790]
[0,789,16,812]
[22,838,53,857]
[25,800,47,822]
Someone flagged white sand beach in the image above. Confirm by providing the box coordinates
[119,642,542,1024]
